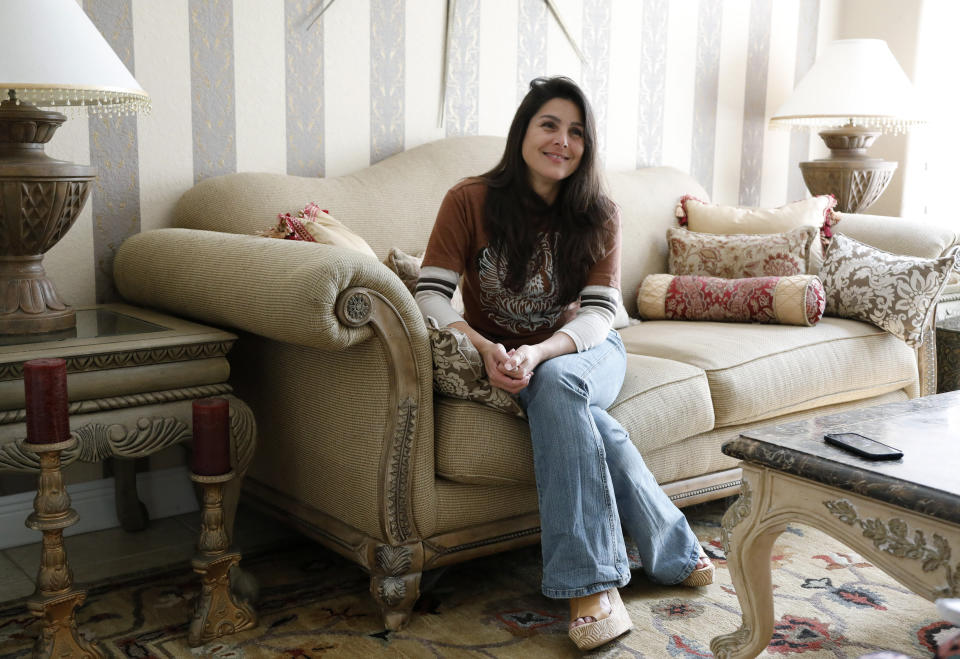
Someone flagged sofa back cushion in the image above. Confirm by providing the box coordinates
[173,136,708,315]
[173,136,507,260]
[605,167,709,314]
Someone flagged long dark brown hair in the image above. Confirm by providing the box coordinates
[481,76,616,304]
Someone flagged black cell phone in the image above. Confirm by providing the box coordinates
[824,432,903,460]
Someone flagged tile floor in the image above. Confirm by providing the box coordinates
[0,503,300,604]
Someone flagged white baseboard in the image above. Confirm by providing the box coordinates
[0,466,199,550]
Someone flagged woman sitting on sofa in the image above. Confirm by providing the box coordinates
[415,76,713,651]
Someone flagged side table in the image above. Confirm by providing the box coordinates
[937,314,960,393]
[0,303,257,539]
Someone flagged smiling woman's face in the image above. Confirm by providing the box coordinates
[520,97,584,203]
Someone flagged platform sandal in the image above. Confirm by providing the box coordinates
[681,546,715,587]
[568,587,633,651]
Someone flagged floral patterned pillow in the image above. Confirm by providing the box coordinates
[667,226,820,278]
[819,233,959,347]
[637,274,825,326]
[426,319,525,418]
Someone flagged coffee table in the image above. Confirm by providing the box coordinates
[710,392,960,659]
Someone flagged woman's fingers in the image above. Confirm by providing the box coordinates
[487,361,533,393]
[491,372,532,393]
[501,348,530,375]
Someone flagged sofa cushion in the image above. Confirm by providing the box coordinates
[434,354,713,486]
[644,389,909,488]
[618,317,919,428]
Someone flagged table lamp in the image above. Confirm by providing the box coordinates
[769,39,924,214]
[0,0,150,335]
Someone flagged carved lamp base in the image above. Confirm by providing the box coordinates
[799,124,897,214]
[0,92,95,335]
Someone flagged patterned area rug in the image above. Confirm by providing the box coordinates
[1,500,956,658]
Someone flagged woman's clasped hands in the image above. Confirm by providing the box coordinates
[480,343,542,394]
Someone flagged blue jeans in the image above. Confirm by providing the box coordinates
[515,330,701,599]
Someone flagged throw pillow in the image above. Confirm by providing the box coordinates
[383,247,466,314]
[819,233,959,347]
[426,319,525,418]
[667,225,820,279]
[637,274,825,326]
[383,247,423,295]
[257,202,377,258]
[676,194,840,255]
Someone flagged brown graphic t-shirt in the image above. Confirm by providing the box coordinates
[422,178,620,349]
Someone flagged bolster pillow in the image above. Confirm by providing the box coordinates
[637,274,825,327]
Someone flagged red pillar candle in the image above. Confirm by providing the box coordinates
[192,398,231,476]
[23,358,71,445]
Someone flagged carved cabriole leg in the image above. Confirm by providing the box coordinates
[337,288,426,629]
[112,457,149,531]
[713,462,960,659]
[711,469,788,659]
[218,396,257,543]
[368,541,424,631]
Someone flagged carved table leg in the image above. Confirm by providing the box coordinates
[188,471,257,647]
[219,396,256,543]
[369,542,424,630]
[111,457,149,532]
[23,437,105,659]
[711,475,788,659]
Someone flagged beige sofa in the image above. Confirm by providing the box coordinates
[113,136,957,629]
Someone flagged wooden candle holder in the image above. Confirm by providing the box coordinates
[187,470,257,647]
[23,435,104,659]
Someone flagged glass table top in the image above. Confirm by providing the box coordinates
[0,309,168,347]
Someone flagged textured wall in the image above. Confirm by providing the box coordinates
[43,0,822,307]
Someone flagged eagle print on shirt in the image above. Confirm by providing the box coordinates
[476,232,568,334]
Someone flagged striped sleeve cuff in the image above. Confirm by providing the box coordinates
[415,266,464,327]
[556,285,619,352]
[415,266,459,299]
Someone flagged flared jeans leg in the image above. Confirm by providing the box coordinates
[517,331,700,599]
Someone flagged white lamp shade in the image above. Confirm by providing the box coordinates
[0,0,149,114]
[770,39,923,133]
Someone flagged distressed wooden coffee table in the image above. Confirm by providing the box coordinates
[710,392,960,659]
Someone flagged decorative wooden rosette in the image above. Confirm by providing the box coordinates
[21,434,105,658]
[187,470,257,647]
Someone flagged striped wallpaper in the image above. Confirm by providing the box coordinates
[43,0,825,308]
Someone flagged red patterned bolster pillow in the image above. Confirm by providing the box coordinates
[637,274,826,327]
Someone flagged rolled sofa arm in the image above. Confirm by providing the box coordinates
[115,228,428,353]
[835,212,960,259]
[115,228,436,546]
